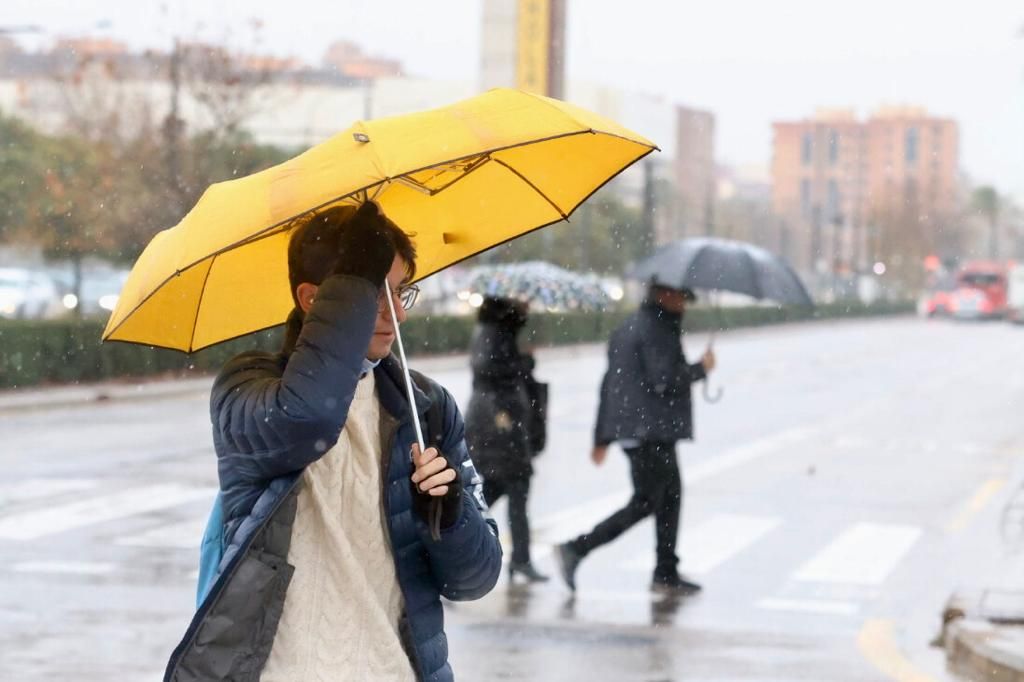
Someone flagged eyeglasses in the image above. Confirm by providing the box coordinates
[379,284,420,312]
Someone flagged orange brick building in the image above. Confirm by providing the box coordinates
[772,107,958,277]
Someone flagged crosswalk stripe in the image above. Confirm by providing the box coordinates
[622,513,781,574]
[11,560,116,576]
[685,427,813,483]
[0,484,216,541]
[0,478,100,506]
[756,597,860,616]
[794,522,921,585]
[116,516,209,549]
[533,427,814,540]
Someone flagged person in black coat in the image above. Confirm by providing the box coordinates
[556,284,716,595]
[465,296,549,582]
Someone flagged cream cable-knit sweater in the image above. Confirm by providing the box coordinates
[261,371,416,681]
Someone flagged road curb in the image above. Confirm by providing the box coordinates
[939,591,1024,681]
[946,619,1024,681]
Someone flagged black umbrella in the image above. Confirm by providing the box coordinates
[629,238,813,402]
[629,238,813,306]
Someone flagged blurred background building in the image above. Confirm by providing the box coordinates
[0,4,1015,314]
[773,107,960,294]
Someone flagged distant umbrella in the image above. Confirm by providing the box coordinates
[629,238,813,307]
[465,261,610,311]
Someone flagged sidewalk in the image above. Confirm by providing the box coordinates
[0,343,609,413]
[0,375,215,412]
[939,530,1024,681]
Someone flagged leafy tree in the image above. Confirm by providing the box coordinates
[0,115,48,243]
[971,186,1001,259]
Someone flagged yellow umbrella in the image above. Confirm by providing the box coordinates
[102,88,656,352]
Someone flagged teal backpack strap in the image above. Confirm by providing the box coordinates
[196,492,225,608]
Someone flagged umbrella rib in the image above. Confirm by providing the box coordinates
[392,154,491,196]
[490,157,568,220]
[744,252,765,300]
[187,255,217,354]
[412,145,656,282]
[517,90,662,152]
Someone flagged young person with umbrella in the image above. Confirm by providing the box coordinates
[100,89,659,679]
[166,203,502,681]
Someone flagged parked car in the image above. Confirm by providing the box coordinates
[950,263,1007,320]
[0,268,61,320]
[45,265,129,318]
[79,269,129,317]
[1007,264,1024,324]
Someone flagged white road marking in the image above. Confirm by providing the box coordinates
[11,560,116,576]
[533,490,631,539]
[0,478,100,506]
[622,514,781,574]
[0,484,216,541]
[794,523,922,585]
[757,597,860,616]
[116,516,209,549]
[686,427,813,483]
[534,427,812,539]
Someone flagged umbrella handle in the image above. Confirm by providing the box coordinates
[701,340,722,403]
[385,281,444,540]
[702,380,724,404]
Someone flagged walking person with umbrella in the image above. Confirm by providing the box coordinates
[556,282,715,595]
[554,237,812,595]
[465,296,549,583]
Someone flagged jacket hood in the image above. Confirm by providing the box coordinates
[477,296,527,329]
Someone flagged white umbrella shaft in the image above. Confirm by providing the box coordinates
[384,279,426,450]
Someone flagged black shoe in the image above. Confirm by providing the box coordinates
[556,543,582,592]
[651,573,702,596]
[509,562,550,583]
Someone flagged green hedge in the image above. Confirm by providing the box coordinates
[0,301,913,389]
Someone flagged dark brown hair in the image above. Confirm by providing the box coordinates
[286,202,416,306]
[280,202,416,355]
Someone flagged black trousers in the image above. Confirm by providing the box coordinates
[570,441,682,577]
[483,476,532,565]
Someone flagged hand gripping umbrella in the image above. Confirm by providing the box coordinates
[103,88,656,533]
[629,237,813,402]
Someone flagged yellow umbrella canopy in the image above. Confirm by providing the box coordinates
[103,88,656,352]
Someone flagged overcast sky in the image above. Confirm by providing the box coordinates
[7,0,1024,199]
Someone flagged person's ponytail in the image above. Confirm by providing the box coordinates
[280,306,305,356]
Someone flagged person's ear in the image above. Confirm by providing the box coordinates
[296,283,319,314]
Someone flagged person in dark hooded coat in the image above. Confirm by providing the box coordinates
[555,284,716,596]
[465,296,548,582]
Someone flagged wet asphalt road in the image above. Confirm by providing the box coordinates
[1,316,1022,681]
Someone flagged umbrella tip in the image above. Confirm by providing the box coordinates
[353,132,370,143]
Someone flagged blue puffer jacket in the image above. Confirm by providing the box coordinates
[163,274,503,682]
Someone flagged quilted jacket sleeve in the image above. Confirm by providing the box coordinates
[211,275,378,492]
[416,385,503,601]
